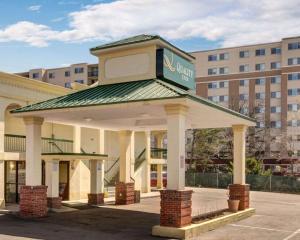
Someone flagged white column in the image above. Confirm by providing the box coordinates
[24,117,44,186]
[143,131,151,193]
[90,160,105,194]
[73,125,81,153]
[232,125,247,185]
[0,117,4,153]
[0,160,4,208]
[45,160,59,198]
[118,130,133,183]
[130,131,135,180]
[165,105,187,190]
[156,132,164,189]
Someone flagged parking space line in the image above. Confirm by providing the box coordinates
[282,228,300,240]
[230,224,292,233]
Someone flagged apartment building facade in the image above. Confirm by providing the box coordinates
[192,36,300,158]
[17,63,98,88]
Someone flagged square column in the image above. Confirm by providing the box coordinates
[45,160,61,209]
[20,117,47,218]
[156,132,164,189]
[160,104,192,228]
[157,164,163,189]
[229,124,249,210]
[88,160,105,205]
[0,117,4,153]
[0,160,4,208]
[116,130,134,205]
[143,131,151,193]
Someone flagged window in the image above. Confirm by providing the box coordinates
[208,81,228,89]
[48,72,55,79]
[255,78,265,85]
[208,55,218,61]
[74,67,84,74]
[288,42,300,50]
[65,71,70,77]
[239,50,249,58]
[271,121,281,128]
[240,107,248,115]
[219,67,229,74]
[288,88,300,96]
[271,106,281,113]
[271,62,281,69]
[208,67,228,75]
[75,80,84,84]
[219,53,229,60]
[288,73,300,81]
[288,58,300,65]
[255,106,265,113]
[32,73,39,79]
[255,63,266,71]
[255,49,266,56]
[288,103,299,111]
[239,64,249,72]
[239,94,249,101]
[208,53,229,61]
[271,76,281,84]
[239,79,249,86]
[64,82,72,88]
[208,95,228,103]
[208,68,218,75]
[256,92,265,99]
[256,122,265,128]
[271,91,281,98]
[271,47,281,55]
[288,120,300,127]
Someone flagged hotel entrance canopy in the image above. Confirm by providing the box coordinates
[11,78,255,130]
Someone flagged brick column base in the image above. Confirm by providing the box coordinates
[229,184,250,210]
[88,193,104,205]
[115,182,134,205]
[47,197,62,209]
[19,186,47,218]
[160,190,193,228]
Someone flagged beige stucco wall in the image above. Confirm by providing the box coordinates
[98,45,157,85]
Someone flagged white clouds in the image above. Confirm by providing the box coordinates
[28,5,41,11]
[2,0,300,48]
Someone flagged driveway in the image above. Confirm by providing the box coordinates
[0,188,300,239]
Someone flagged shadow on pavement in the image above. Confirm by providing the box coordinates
[0,206,161,240]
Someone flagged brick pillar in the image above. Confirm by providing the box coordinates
[229,184,250,210]
[47,197,62,209]
[115,182,134,205]
[160,190,193,228]
[20,186,47,218]
[88,193,104,205]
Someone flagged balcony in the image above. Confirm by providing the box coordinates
[88,71,98,78]
[151,148,167,159]
[4,134,73,153]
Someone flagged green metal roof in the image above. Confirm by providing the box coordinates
[12,79,255,123]
[90,34,195,59]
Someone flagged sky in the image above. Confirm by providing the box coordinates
[1,0,300,73]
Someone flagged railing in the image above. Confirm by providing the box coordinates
[88,71,98,77]
[151,147,167,159]
[185,172,300,194]
[4,134,73,153]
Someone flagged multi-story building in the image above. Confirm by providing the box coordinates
[17,63,98,88]
[192,36,300,158]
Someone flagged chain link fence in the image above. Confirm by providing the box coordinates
[186,172,300,193]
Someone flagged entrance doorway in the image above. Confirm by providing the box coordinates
[59,161,69,201]
[5,161,25,203]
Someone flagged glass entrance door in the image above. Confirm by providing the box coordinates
[5,161,26,203]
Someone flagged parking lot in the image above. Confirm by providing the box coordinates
[0,188,300,239]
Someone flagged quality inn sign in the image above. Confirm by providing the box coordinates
[156,48,195,90]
